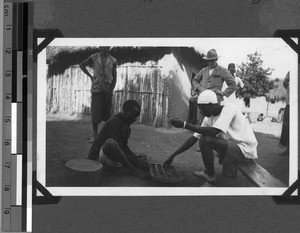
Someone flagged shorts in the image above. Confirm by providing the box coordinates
[223,140,252,164]
[91,93,112,123]
[99,148,120,167]
[222,140,252,177]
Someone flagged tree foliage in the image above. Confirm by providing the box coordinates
[236,52,274,98]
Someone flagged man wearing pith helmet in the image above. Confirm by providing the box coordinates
[163,90,258,186]
[191,49,236,104]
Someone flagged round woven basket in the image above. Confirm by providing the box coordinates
[65,158,103,186]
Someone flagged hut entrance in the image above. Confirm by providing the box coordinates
[46,64,170,127]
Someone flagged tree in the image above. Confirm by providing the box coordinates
[236,52,274,98]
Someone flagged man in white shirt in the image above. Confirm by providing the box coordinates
[163,90,258,185]
[222,63,244,105]
[228,63,244,95]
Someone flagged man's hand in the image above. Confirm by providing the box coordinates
[136,153,148,164]
[163,155,174,167]
[169,118,184,128]
[93,76,101,85]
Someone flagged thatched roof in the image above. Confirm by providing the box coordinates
[46,46,205,76]
[266,79,287,102]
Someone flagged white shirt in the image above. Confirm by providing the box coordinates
[222,76,244,107]
[193,103,258,159]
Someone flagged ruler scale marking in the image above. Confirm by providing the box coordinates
[11,154,17,206]
[17,2,23,51]
[11,2,17,104]
[26,2,33,231]
[2,2,34,231]
[2,2,33,231]
[21,2,29,232]
[12,2,22,232]
[17,52,23,102]
[2,2,13,232]
[17,103,23,154]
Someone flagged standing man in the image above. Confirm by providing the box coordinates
[222,63,245,104]
[192,49,236,103]
[228,63,244,98]
[279,71,290,156]
[163,90,258,185]
[188,72,198,124]
[192,49,236,124]
[80,47,117,143]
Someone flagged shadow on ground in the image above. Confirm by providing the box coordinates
[45,119,289,188]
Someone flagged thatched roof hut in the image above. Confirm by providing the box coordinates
[45,46,207,124]
[46,46,205,77]
[266,79,287,103]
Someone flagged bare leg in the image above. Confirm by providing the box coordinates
[199,136,228,176]
[102,138,149,178]
[89,122,98,143]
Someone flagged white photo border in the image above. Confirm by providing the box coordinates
[37,37,298,196]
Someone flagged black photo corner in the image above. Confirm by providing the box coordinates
[2,1,300,233]
[32,29,63,205]
[271,29,300,204]
[30,29,300,205]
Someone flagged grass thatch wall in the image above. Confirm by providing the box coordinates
[47,63,170,127]
[266,80,287,102]
[46,46,206,127]
[113,63,170,127]
[46,66,92,114]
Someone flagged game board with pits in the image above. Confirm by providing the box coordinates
[149,163,184,183]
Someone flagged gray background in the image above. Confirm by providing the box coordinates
[1,0,300,232]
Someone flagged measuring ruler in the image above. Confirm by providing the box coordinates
[2,1,13,231]
[2,1,32,232]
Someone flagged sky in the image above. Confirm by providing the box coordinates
[47,37,298,80]
[194,38,298,80]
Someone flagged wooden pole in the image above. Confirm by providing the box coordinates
[266,101,269,117]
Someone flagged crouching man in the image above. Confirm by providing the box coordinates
[88,100,150,179]
[163,90,258,186]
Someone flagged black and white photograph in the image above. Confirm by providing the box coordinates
[36,38,297,196]
[1,0,300,232]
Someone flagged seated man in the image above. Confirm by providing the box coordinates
[163,90,258,185]
[88,100,149,179]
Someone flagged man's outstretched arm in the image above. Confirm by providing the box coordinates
[185,123,221,137]
[163,136,198,167]
[170,118,221,137]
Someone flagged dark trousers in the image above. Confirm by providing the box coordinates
[199,136,251,176]
[188,98,198,124]
[280,105,289,147]
[244,97,250,108]
[91,93,112,123]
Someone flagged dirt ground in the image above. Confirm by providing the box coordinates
[45,113,290,188]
